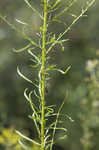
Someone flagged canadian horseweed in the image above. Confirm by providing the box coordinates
[0,0,95,150]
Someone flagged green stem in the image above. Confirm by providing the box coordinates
[41,0,47,150]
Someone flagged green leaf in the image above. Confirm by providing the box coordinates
[47,39,69,54]
[29,114,41,123]
[52,0,61,9]
[17,67,32,83]
[0,14,40,48]
[28,49,41,63]
[60,43,64,51]
[54,0,77,19]
[49,127,67,132]
[17,67,38,88]
[56,39,69,44]
[13,43,32,53]
[34,90,40,101]
[24,88,38,112]
[47,34,56,44]
[57,134,67,140]
[24,88,41,135]
[30,58,40,68]
[53,65,71,74]
[18,140,28,150]
[47,65,56,71]
[24,0,43,20]
[15,18,29,26]
[65,114,74,122]
[16,130,41,146]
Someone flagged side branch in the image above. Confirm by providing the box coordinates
[47,0,95,54]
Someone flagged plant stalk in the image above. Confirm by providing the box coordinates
[41,0,47,150]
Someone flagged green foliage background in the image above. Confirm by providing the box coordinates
[0,0,99,150]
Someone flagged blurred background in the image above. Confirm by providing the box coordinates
[0,0,99,150]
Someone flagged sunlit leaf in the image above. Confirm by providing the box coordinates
[24,0,43,19]
[13,43,32,53]
[0,14,40,48]
[52,0,61,9]
[18,140,28,150]
[16,130,41,146]
[53,65,71,74]
[57,134,67,140]
[28,49,41,63]
[17,67,36,85]
[15,18,29,25]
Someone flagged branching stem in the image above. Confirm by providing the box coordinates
[41,0,47,150]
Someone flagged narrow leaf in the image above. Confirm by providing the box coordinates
[17,67,33,84]
[47,0,95,54]
[65,114,74,122]
[50,97,66,150]
[54,65,71,74]
[49,127,67,132]
[24,88,30,102]
[30,63,39,68]
[13,43,32,53]
[18,140,28,150]
[57,135,67,140]
[24,88,41,135]
[16,130,41,146]
[52,0,61,9]
[24,0,43,19]
[15,18,29,25]
[28,49,41,63]
[46,34,56,45]
[0,14,40,48]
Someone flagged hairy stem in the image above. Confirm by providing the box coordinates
[41,0,47,150]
